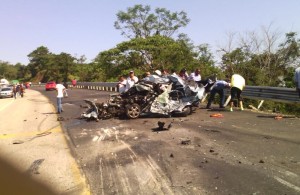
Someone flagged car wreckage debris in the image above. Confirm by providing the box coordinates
[27,159,45,175]
[152,121,173,131]
[81,76,214,121]
[181,139,191,145]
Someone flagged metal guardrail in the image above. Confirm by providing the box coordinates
[73,82,118,92]
[32,82,300,104]
[243,86,300,104]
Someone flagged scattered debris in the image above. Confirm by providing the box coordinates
[204,129,220,133]
[259,160,265,163]
[158,121,165,130]
[274,115,283,120]
[201,160,208,163]
[210,113,223,118]
[27,159,45,174]
[80,104,89,108]
[170,153,174,158]
[57,116,65,121]
[12,140,24,144]
[92,136,99,142]
[12,131,52,144]
[209,149,215,153]
[181,139,191,145]
[152,121,172,131]
[249,105,258,111]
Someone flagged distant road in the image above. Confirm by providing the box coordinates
[36,86,300,195]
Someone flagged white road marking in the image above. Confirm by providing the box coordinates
[274,176,300,193]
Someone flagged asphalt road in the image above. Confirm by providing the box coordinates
[36,86,300,195]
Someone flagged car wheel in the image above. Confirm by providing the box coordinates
[125,103,141,119]
[181,106,191,117]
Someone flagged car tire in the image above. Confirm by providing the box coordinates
[181,106,191,117]
[172,106,191,117]
[125,103,141,119]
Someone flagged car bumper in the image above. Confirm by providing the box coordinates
[0,94,13,98]
[45,88,56,90]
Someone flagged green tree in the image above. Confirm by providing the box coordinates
[94,35,196,81]
[276,32,300,87]
[114,4,190,39]
[0,61,18,80]
[54,52,75,82]
[194,44,220,78]
[27,46,52,82]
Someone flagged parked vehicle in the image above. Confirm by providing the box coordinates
[0,87,13,98]
[45,81,56,91]
[81,75,207,120]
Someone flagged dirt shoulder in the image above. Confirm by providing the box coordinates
[0,89,90,195]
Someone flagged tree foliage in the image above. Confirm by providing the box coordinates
[114,4,190,39]
[219,29,300,87]
[25,46,77,82]
[94,35,200,81]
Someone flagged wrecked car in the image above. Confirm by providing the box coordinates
[81,75,208,120]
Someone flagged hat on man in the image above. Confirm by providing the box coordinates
[129,70,134,73]
[154,70,162,76]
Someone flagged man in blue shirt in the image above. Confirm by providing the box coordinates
[206,80,230,109]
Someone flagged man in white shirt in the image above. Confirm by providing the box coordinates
[55,81,66,114]
[189,68,201,81]
[125,70,138,91]
[117,76,127,93]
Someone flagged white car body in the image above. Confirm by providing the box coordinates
[0,87,13,98]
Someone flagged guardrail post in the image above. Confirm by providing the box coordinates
[257,100,264,110]
[224,95,231,107]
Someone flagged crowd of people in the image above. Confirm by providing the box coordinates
[116,68,248,112]
[12,83,26,99]
[54,65,299,115]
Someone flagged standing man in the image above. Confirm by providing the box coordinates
[230,74,245,112]
[12,85,17,99]
[206,80,230,109]
[117,75,127,93]
[55,81,66,114]
[19,84,25,98]
[189,68,201,82]
[179,68,188,80]
[125,70,138,91]
[295,66,300,98]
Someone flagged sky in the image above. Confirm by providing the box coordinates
[1,0,300,65]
